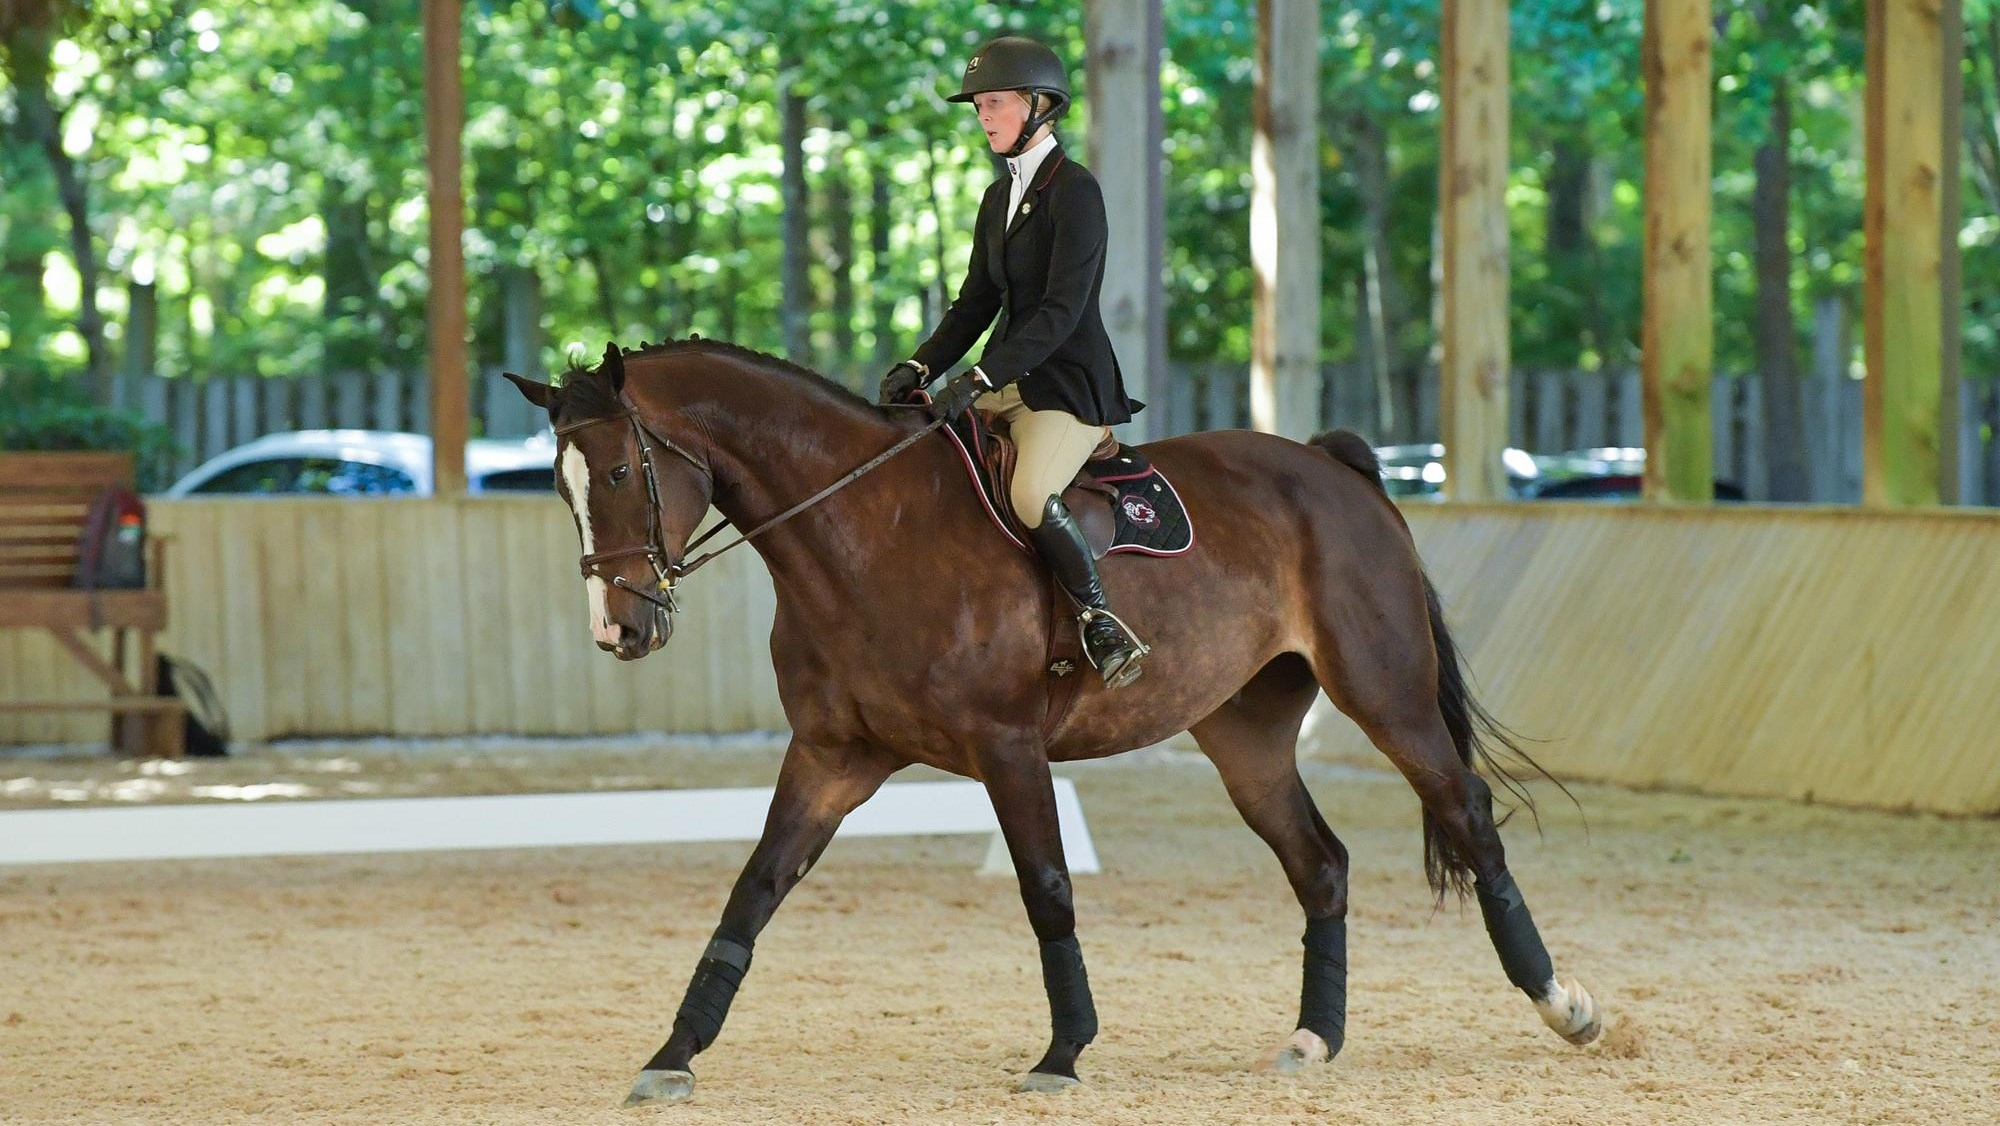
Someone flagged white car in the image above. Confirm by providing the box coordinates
[162,430,556,497]
[1372,443,1549,501]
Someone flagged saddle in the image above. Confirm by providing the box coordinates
[939,407,1196,561]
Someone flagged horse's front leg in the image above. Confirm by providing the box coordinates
[982,749,1098,1093]
[624,740,894,1107]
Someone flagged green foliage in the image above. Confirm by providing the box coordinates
[0,372,181,489]
[1,0,1993,400]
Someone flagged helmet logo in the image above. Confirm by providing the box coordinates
[967,56,980,72]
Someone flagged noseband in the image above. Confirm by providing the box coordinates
[553,411,705,615]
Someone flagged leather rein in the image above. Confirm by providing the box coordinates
[553,402,945,616]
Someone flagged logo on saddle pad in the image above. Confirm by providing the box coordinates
[1119,495,1161,528]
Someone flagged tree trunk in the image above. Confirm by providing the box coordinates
[1545,135,1589,366]
[2,1,108,397]
[1348,110,1402,439]
[0,15,59,376]
[323,180,376,374]
[585,246,618,335]
[778,61,812,364]
[719,205,742,344]
[825,147,857,385]
[1964,10,2000,221]
[1547,135,1623,379]
[868,136,897,366]
[922,141,951,330]
[1756,77,1809,502]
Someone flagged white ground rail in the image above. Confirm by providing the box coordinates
[0,779,1099,873]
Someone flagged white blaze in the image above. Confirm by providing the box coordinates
[562,446,619,645]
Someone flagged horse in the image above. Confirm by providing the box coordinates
[502,339,1603,1106]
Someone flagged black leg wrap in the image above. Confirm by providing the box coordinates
[1039,936,1098,1046]
[1475,871,1554,997]
[1298,915,1348,1055]
[672,935,754,1052]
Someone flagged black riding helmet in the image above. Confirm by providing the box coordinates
[948,36,1071,157]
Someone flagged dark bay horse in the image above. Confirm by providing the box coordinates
[503,340,1603,1106]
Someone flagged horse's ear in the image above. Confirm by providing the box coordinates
[603,340,625,395]
[502,371,554,410]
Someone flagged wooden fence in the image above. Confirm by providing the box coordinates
[118,361,2000,505]
[112,367,550,486]
[1173,362,2000,505]
[1298,504,2000,815]
[0,497,785,746]
[4,498,1998,814]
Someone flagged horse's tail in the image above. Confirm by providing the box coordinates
[1308,428,1564,901]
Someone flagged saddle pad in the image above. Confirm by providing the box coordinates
[939,406,1195,558]
[1081,445,1195,557]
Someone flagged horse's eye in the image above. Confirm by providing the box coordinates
[610,465,630,484]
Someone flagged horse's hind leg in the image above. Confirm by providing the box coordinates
[1189,654,1352,1073]
[1311,578,1602,1047]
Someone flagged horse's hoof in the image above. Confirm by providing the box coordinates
[1016,1071,1081,1094]
[1535,977,1604,1046]
[1261,1027,1331,1074]
[622,1069,695,1107]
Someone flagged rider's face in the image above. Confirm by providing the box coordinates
[974,90,1033,153]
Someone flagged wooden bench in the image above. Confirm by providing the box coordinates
[0,451,183,757]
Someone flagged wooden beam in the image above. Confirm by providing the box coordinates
[1249,0,1320,442]
[45,627,134,695]
[1641,0,1714,503]
[424,0,468,497]
[1086,0,1167,441]
[1863,0,1945,506]
[1439,0,1510,500]
[1938,0,1964,504]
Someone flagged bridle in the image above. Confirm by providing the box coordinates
[553,411,703,614]
[552,399,947,620]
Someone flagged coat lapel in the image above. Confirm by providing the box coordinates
[1004,145,1066,241]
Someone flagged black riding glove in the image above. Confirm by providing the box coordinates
[877,361,926,406]
[925,371,988,423]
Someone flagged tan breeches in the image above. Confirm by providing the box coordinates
[974,383,1110,529]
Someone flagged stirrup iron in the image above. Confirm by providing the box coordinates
[1075,606,1150,669]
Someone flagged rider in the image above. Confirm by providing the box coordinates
[879,36,1149,690]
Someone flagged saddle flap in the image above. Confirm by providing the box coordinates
[1062,482,1117,560]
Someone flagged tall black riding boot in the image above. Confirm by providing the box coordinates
[1026,497,1150,689]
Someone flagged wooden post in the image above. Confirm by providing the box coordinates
[1086,0,1166,443]
[1938,0,1964,503]
[424,0,468,497]
[1863,0,1944,507]
[1439,0,1511,500]
[1249,0,1320,443]
[121,282,158,413]
[1641,0,1714,503]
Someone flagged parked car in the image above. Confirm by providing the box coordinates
[1528,447,1745,502]
[1372,443,1746,502]
[162,430,556,497]
[1372,443,1556,501]
[1529,474,1747,503]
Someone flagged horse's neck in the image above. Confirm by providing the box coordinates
[646,359,923,599]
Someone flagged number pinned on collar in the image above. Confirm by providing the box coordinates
[1020,201,1033,216]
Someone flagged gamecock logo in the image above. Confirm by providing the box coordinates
[1120,495,1160,528]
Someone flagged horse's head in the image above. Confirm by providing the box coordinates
[505,344,713,661]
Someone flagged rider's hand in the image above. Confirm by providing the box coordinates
[925,371,989,424]
[877,361,927,406]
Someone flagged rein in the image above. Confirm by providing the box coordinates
[555,402,945,614]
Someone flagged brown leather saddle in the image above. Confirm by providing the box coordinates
[940,407,1195,561]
